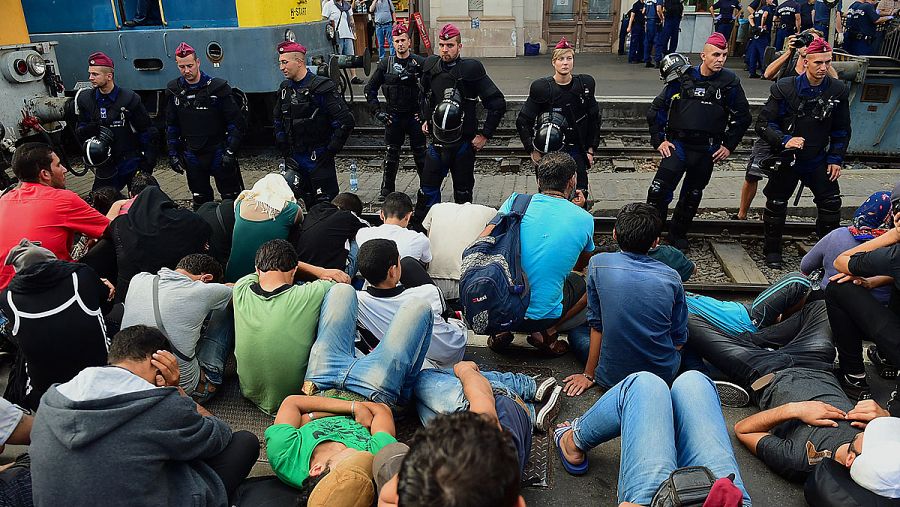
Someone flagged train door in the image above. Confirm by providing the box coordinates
[543,0,618,52]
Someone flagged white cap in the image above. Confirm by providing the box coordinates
[850,416,900,498]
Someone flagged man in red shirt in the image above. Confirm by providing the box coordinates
[0,143,110,289]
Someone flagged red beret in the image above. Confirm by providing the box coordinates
[392,23,409,36]
[806,38,832,54]
[175,42,195,58]
[555,37,573,49]
[439,23,460,40]
[277,41,307,54]
[88,51,114,69]
[705,32,728,50]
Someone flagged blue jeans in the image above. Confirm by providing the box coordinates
[306,284,433,405]
[565,323,593,364]
[194,307,235,402]
[414,368,538,425]
[346,239,359,277]
[570,371,751,506]
[339,38,355,56]
[375,23,395,58]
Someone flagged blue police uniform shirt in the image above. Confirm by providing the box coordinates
[631,0,647,24]
[814,0,842,25]
[776,0,800,27]
[714,0,742,20]
[645,0,661,20]
[846,1,880,36]
[800,0,816,28]
[754,4,777,31]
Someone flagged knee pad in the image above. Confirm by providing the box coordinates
[764,198,788,220]
[817,195,842,214]
[385,145,401,164]
[419,186,441,207]
[683,188,703,208]
[453,190,473,204]
[647,178,673,204]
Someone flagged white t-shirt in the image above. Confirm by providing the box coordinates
[422,202,498,280]
[357,284,466,368]
[356,223,433,264]
[322,0,355,40]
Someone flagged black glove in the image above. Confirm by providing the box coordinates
[750,26,762,37]
[222,149,237,170]
[375,111,392,126]
[169,155,185,174]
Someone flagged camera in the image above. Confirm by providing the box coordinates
[792,32,816,48]
[893,199,900,215]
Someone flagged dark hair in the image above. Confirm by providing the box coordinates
[176,253,224,283]
[614,202,662,254]
[357,239,399,285]
[398,411,521,507]
[127,172,160,198]
[535,152,576,193]
[11,143,54,183]
[108,325,170,364]
[254,239,298,272]
[382,192,413,219]
[295,468,331,507]
[332,192,363,215]
[87,186,125,215]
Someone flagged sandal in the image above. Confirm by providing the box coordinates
[488,332,514,352]
[527,329,569,356]
[554,422,588,475]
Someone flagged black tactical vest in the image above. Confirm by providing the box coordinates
[382,55,422,113]
[79,88,142,158]
[777,77,845,160]
[667,75,729,141]
[278,78,332,150]
[167,78,228,151]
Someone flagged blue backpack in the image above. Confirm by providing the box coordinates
[459,193,533,335]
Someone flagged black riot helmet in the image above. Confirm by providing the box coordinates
[280,157,305,201]
[83,126,115,168]
[660,53,691,83]
[431,88,463,145]
[532,112,568,154]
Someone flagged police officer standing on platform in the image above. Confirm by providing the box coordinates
[165,42,245,210]
[273,40,355,207]
[76,51,155,191]
[775,0,802,50]
[364,24,426,203]
[844,0,894,55]
[516,37,600,207]
[646,33,751,252]
[414,23,506,223]
[757,38,850,268]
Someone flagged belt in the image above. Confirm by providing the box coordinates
[375,21,393,26]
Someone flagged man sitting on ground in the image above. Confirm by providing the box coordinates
[487,152,594,356]
[355,192,432,266]
[30,325,259,506]
[355,238,465,368]
[295,192,369,276]
[121,253,234,402]
[0,397,33,506]
[0,142,109,291]
[565,202,687,396]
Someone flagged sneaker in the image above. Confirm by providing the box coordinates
[375,193,388,204]
[534,386,563,432]
[868,345,899,379]
[533,376,558,403]
[351,76,365,85]
[839,374,873,401]
[715,381,750,408]
[765,252,783,269]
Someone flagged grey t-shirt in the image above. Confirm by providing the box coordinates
[373,0,394,23]
[756,368,859,482]
[121,268,232,393]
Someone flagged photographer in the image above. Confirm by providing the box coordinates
[762,30,838,80]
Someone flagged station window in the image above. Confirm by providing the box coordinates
[550,0,613,21]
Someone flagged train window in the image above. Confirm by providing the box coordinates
[133,59,164,72]
[861,83,891,103]
[207,42,224,63]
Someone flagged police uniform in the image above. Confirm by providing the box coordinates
[747,3,776,77]
[165,44,245,209]
[516,73,600,194]
[660,0,684,57]
[76,52,155,191]
[629,0,647,63]
[775,0,801,50]
[713,0,742,41]
[364,35,427,199]
[414,24,506,223]
[756,68,851,266]
[644,0,663,65]
[273,41,355,208]
[844,0,884,55]
[646,63,751,249]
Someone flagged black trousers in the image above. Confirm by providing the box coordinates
[183,145,245,209]
[825,281,900,376]
[646,142,715,236]
[384,113,427,165]
[399,256,435,289]
[763,160,841,233]
[414,142,476,222]
[203,430,260,500]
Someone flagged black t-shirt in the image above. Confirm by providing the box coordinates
[196,199,236,266]
[799,1,816,29]
[495,394,532,474]
[294,202,369,270]
[630,0,647,24]
[755,368,859,482]
[714,0,742,20]
[849,244,900,292]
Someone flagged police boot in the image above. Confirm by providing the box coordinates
[378,145,402,203]
[763,199,788,269]
[668,189,702,253]
[815,196,842,239]
[410,189,433,233]
[453,189,473,204]
[411,144,427,176]
[646,178,671,224]
[192,193,214,211]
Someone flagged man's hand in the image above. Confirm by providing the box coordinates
[562,374,594,397]
[453,361,480,378]
[586,150,594,167]
[847,399,889,429]
[421,122,429,134]
[530,150,542,164]
[353,402,375,429]
[152,350,181,388]
[572,190,587,208]
[375,111,393,126]
[712,145,732,163]
[784,136,805,150]
[472,134,488,151]
[657,140,675,158]
[222,150,237,170]
[829,272,877,288]
[792,401,846,427]
[100,278,116,301]
[318,268,351,284]
[168,155,185,175]
[827,164,842,181]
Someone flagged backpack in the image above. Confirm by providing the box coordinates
[651,467,732,507]
[459,193,533,335]
[665,0,684,18]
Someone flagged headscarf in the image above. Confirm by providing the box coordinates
[236,173,297,220]
[848,191,892,240]
[4,239,56,273]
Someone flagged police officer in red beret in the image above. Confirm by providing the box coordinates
[165,42,245,210]
[75,51,156,191]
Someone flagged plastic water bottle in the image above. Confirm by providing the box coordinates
[349,159,359,192]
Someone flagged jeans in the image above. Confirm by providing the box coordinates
[686,300,835,388]
[826,281,900,376]
[306,284,433,405]
[195,307,236,402]
[565,323,594,365]
[570,371,751,506]
[346,239,359,277]
[338,38,355,56]
[375,23,395,58]
[414,368,538,425]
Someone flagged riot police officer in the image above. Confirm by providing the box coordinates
[757,38,850,268]
[364,24,426,203]
[76,51,155,191]
[165,42,245,210]
[414,23,506,223]
[273,40,355,208]
[516,38,600,204]
[646,33,751,251]
[775,0,801,50]
[844,0,894,55]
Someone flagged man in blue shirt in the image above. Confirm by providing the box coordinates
[644,0,664,67]
[748,0,776,78]
[800,0,817,29]
[775,0,802,49]
[844,0,894,55]
[660,0,685,57]
[710,0,742,40]
[814,0,844,38]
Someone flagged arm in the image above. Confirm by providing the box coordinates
[220,85,245,154]
[363,401,396,436]
[475,73,507,139]
[128,95,156,160]
[63,192,111,239]
[671,285,688,351]
[756,83,790,147]
[647,83,676,149]
[454,362,501,429]
[825,86,851,166]
[834,228,900,274]
[723,83,752,152]
[763,49,793,79]
[364,61,387,110]
[273,86,289,154]
[323,89,356,154]
[274,394,357,428]
[795,12,802,31]
[515,93,541,154]
[629,12,636,30]
[799,236,826,274]
[165,93,181,158]
[574,251,593,273]
[583,76,601,152]
[734,401,846,454]
[297,261,350,283]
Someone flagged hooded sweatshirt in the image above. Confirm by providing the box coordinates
[31,366,234,507]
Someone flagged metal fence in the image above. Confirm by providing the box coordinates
[879,21,900,60]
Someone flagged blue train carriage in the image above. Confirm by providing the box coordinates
[833,52,900,158]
